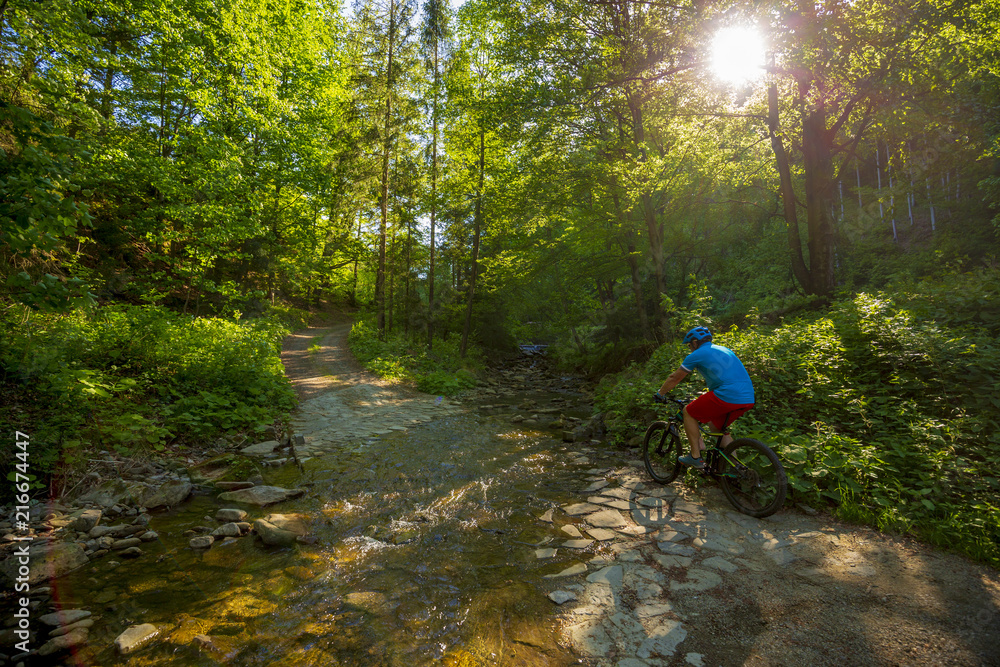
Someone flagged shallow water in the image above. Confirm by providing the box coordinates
[50,393,611,665]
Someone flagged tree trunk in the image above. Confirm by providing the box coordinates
[767,79,812,293]
[428,39,439,351]
[460,125,485,358]
[801,106,835,297]
[376,0,397,338]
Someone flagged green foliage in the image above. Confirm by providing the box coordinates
[595,271,1000,567]
[348,317,479,395]
[0,304,295,477]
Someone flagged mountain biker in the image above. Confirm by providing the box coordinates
[653,326,755,469]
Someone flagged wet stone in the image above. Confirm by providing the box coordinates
[584,509,627,529]
[544,563,588,578]
[535,548,558,559]
[581,480,609,493]
[585,528,617,541]
[563,502,602,516]
[637,497,666,508]
[563,539,594,549]
[548,590,577,605]
[561,524,584,538]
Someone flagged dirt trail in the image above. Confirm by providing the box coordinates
[279,317,1000,666]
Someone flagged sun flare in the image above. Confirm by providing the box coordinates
[711,26,766,85]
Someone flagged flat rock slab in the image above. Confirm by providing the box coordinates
[585,528,618,541]
[672,500,703,515]
[585,509,627,529]
[586,565,623,588]
[38,628,89,657]
[563,539,594,549]
[39,609,92,627]
[561,525,584,538]
[632,508,672,527]
[563,502,602,516]
[653,554,693,569]
[581,480,609,493]
[240,440,281,457]
[658,542,696,557]
[535,548,558,559]
[601,487,638,500]
[218,486,305,506]
[548,590,577,604]
[637,497,667,508]
[539,509,554,523]
[544,563,588,578]
[591,497,634,510]
[669,568,723,592]
[691,537,745,556]
[702,556,739,573]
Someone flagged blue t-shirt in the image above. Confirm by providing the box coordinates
[680,342,755,404]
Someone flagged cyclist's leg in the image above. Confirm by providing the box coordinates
[681,406,705,457]
[714,405,755,449]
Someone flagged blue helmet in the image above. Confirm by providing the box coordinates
[683,326,712,345]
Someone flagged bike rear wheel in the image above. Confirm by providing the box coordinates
[643,421,683,484]
[719,438,787,517]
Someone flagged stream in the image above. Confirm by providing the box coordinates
[49,391,601,666]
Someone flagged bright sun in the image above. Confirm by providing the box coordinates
[711,27,766,85]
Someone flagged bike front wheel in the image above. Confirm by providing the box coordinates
[643,421,683,484]
[719,438,787,518]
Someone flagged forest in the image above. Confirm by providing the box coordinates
[1,0,999,566]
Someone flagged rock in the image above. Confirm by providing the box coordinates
[240,440,281,457]
[39,609,92,627]
[189,536,214,549]
[67,509,102,532]
[112,537,142,550]
[586,565,623,588]
[215,508,248,522]
[120,547,144,558]
[669,568,723,592]
[702,556,739,573]
[544,563,588,578]
[215,481,255,491]
[49,618,94,637]
[139,531,158,541]
[562,502,601,516]
[581,479,609,493]
[212,523,243,538]
[254,520,296,546]
[548,590,577,604]
[37,627,89,656]
[635,602,674,618]
[218,486,305,507]
[538,509,554,523]
[1,543,89,585]
[584,509,627,529]
[139,480,193,510]
[658,542,696,557]
[585,528,617,541]
[115,623,159,655]
[562,539,594,549]
[561,524,584,538]
[535,548,557,559]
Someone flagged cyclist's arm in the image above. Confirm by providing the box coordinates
[658,367,689,395]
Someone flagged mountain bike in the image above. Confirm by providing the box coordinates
[642,396,787,518]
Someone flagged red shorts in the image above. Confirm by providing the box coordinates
[685,391,754,431]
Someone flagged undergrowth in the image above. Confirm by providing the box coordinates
[348,318,480,396]
[595,267,1000,568]
[0,303,298,497]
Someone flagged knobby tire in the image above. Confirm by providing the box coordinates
[643,421,682,484]
[719,438,787,518]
